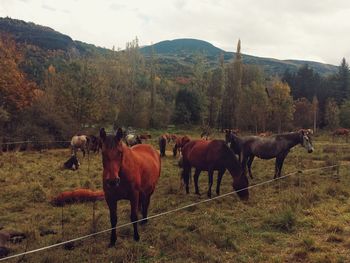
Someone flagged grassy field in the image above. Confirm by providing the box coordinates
[0,130,350,263]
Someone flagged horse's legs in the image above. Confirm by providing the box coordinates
[194,168,201,195]
[247,155,255,179]
[140,194,151,225]
[207,169,214,198]
[275,152,288,178]
[130,193,140,241]
[216,168,226,196]
[107,200,117,247]
[182,165,191,194]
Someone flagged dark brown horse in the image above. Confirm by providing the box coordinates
[100,128,161,246]
[181,140,249,200]
[159,135,167,157]
[173,135,191,157]
[332,128,349,142]
[228,130,314,179]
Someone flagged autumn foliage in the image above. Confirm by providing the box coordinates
[0,33,37,113]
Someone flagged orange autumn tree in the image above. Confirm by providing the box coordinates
[0,33,37,118]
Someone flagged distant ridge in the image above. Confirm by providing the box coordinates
[140,38,338,76]
[0,17,338,77]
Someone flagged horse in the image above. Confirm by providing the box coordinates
[173,135,191,157]
[228,130,314,179]
[332,128,349,142]
[224,129,239,144]
[51,189,104,206]
[63,155,80,170]
[87,135,101,153]
[100,128,161,247]
[125,134,142,147]
[70,135,89,157]
[181,139,249,200]
[159,135,167,157]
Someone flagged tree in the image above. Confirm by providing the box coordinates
[324,98,340,129]
[173,89,201,125]
[148,45,158,127]
[293,97,313,128]
[240,81,269,133]
[312,96,319,133]
[221,39,242,129]
[267,80,294,133]
[335,58,350,102]
[339,100,350,128]
[0,33,36,115]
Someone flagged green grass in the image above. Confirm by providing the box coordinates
[0,132,350,262]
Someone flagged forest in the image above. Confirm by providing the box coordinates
[1,18,350,143]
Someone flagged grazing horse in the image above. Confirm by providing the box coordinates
[100,128,161,246]
[332,128,349,142]
[71,135,89,157]
[173,135,191,157]
[181,140,249,199]
[125,134,142,147]
[229,130,314,179]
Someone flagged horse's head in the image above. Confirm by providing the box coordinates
[100,127,124,188]
[300,130,314,153]
[232,174,249,201]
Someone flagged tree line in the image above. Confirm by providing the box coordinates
[1,33,350,143]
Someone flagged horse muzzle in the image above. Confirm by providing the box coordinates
[106,178,120,188]
[308,148,314,153]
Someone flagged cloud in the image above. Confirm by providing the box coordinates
[41,4,56,12]
[0,0,349,64]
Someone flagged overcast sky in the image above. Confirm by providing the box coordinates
[1,0,350,65]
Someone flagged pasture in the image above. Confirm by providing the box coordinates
[0,130,350,262]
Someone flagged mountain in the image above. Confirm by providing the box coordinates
[0,17,338,80]
[140,39,338,77]
[0,17,112,56]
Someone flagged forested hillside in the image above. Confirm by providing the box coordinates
[1,17,350,144]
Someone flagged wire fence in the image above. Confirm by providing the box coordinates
[1,163,349,262]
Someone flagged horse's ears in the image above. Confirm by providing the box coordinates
[100,128,107,141]
[116,128,123,140]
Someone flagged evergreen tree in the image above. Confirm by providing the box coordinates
[336,58,350,102]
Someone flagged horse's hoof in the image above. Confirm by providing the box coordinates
[195,191,201,196]
[216,191,220,196]
[207,193,212,198]
[134,235,140,241]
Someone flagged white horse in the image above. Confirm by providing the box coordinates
[125,134,142,147]
[71,135,89,157]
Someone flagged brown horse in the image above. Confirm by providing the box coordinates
[181,140,249,200]
[100,128,161,246]
[229,130,314,179]
[173,135,191,157]
[332,128,349,142]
